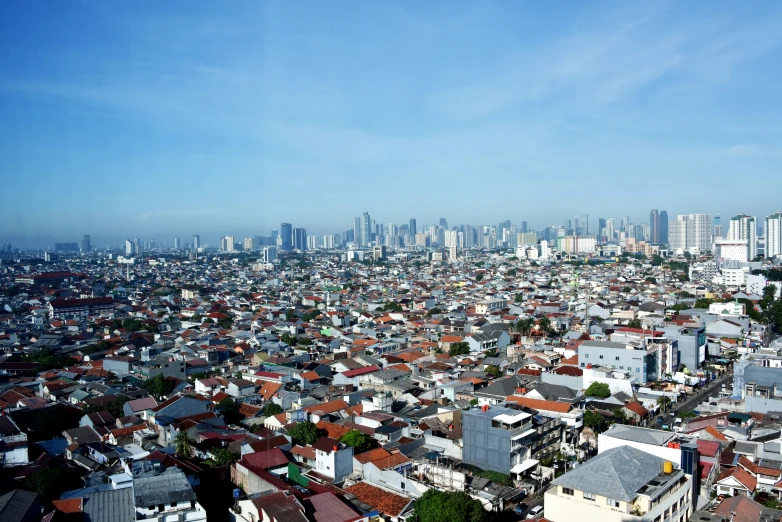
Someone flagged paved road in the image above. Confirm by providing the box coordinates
[670,373,732,415]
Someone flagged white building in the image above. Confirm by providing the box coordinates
[263,246,277,263]
[669,214,712,254]
[243,237,255,251]
[727,214,757,261]
[714,239,748,262]
[220,236,235,252]
[766,211,782,259]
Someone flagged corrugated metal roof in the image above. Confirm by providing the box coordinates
[83,488,134,522]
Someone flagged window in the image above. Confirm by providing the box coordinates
[401,483,405,490]
[583,492,595,501]
[636,368,640,373]
[619,366,624,369]
[158,504,165,512]
[584,354,589,358]
[664,508,669,518]
[599,355,603,359]
[606,498,619,508]
[616,356,620,361]
[562,487,574,496]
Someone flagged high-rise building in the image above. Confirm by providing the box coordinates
[520,221,528,234]
[193,234,200,251]
[605,217,615,242]
[280,223,293,251]
[82,235,91,253]
[220,236,235,252]
[361,212,371,247]
[766,211,782,259]
[173,237,180,249]
[579,214,589,235]
[306,234,319,250]
[409,218,417,237]
[669,214,712,253]
[659,211,669,244]
[243,237,255,251]
[728,214,757,260]
[125,239,135,255]
[598,218,606,239]
[293,228,307,250]
[263,246,277,263]
[650,210,659,243]
[439,218,449,230]
[353,217,362,246]
[713,215,723,239]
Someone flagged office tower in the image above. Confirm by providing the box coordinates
[293,228,307,250]
[270,229,279,246]
[598,218,606,239]
[580,214,589,235]
[361,212,371,247]
[409,218,417,237]
[766,212,782,259]
[520,221,528,234]
[263,246,277,263]
[172,237,180,249]
[280,223,293,251]
[659,211,669,244]
[439,218,448,230]
[220,236,235,252]
[306,235,319,250]
[713,215,723,238]
[243,237,255,251]
[669,214,712,253]
[353,217,362,246]
[622,216,630,231]
[606,217,615,242]
[399,224,409,237]
[81,235,91,253]
[125,239,134,255]
[728,214,757,260]
[193,234,200,251]
[649,210,659,243]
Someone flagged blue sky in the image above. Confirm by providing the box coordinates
[2,1,782,247]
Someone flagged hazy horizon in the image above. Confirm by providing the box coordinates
[3,1,782,247]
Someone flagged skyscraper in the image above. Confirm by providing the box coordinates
[409,218,417,237]
[439,218,449,230]
[650,210,659,243]
[659,211,669,244]
[606,217,615,242]
[353,217,362,246]
[598,218,606,239]
[728,214,757,260]
[766,211,782,259]
[361,212,371,247]
[220,236,235,252]
[280,223,293,251]
[125,239,135,255]
[579,214,589,235]
[193,234,200,251]
[293,228,307,250]
[713,215,723,239]
[669,214,712,253]
[520,221,528,234]
[173,237,180,249]
[81,234,91,252]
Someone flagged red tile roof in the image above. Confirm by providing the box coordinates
[716,466,757,492]
[506,396,572,413]
[344,482,410,517]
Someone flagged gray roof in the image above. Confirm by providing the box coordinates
[602,424,676,446]
[0,489,39,522]
[580,340,634,350]
[83,487,135,522]
[552,445,677,502]
[133,467,197,506]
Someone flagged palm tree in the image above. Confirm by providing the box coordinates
[657,395,672,413]
[174,431,194,458]
[538,317,553,336]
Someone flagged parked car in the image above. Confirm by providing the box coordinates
[526,506,544,519]
[514,503,528,514]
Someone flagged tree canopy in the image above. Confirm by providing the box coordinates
[413,489,487,522]
[339,429,376,453]
[287,421,322,446]
[143,374,176,399]
[448,342,470,357]
[484,365,502,378]
[262,403,283,417]
[585,382,611,399]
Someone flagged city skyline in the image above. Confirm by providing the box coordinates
[2,2,782,242]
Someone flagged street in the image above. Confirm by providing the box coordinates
[671,372,732,415]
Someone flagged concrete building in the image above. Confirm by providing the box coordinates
[714,239,748,262]
[579,340,660,384]
[280,223,293,251]
[728,214,757,261]
[669,214,712,254]
[462,405,536,474]
[220,236,235,252]
[545,445,693,522]
[766,211,782,259]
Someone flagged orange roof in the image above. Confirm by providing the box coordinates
[291,445,316,460]
[355,447,392,464]
[316,420,351,440]
[624,401,649,417]
[259,381,283,400]
[344,482,410,517]
[300,371,321,381]
[302,399,349,414]
[716,465,757,491]
[703,425,728,441]
[52,498,83,514]
[440,335,464,343]
[506,396,572,413]
[397,351,425,363]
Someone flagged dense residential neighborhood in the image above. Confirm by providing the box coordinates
[0,244,781,522]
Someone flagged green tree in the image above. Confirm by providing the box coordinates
[583,409,608,433]
[340,429,377,453]
[694,298,714,309]
[514,294,524,303]
[287,421,321,446]
[657,395,672,411]
[670,303,689,313]
[413,489,488,522]
[143,374,176,399]
[427,307,442,316]
[475,274,484,282]
[515,317,534,336]
[25,468,82,502]
[612,408,628,425]
[262,403,283,417]
[627,318,643,329]
[448,342,470,357]
[484,365,502,378]
[174,431,194,457]
[538,316,553,335]
[211,447,239,465]
[645,277,657,284]
[584,382,611,399]
[217,316,234,329]
[651,255,664,266]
